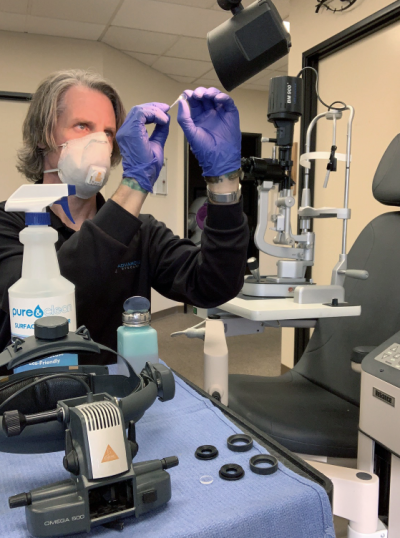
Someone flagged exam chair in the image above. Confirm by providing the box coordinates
[229,134,400,459]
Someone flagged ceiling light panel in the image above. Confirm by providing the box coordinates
[30,0,121,25]
[103,27,178,55]
[26,16,104,40]
[113,0,229,39]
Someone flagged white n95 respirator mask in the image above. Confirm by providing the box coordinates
[43,132,112,199]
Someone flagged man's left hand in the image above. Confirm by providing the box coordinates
[177,87,241,177]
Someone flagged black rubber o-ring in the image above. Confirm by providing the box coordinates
[219,463,245,481]
[249,454,278,475]
[195,445,219,460]
[227,434,253,452]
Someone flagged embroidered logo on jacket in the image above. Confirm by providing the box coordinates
[115,260,141,273]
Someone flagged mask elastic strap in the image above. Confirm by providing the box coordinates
[43,169,59,174]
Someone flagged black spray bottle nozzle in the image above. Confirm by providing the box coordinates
[53,185,76,224]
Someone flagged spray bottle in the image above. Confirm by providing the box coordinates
[117,296,159,377]
[5,184,77,372]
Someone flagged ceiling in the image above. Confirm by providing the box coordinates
[0,0,290,91]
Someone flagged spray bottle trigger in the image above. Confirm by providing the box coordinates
[54,197,75,224]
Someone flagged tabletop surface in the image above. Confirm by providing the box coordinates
[218,295,361,321]
[0,370,335,538]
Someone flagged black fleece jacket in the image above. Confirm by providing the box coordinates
[0,193,249,364]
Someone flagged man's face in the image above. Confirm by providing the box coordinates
[43,85,116,172]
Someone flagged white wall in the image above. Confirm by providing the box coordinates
[313,21,400,287]
[280,0,397,368]
[0,31,103,201]
[0,30,271,313]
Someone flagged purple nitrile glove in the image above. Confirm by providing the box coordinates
[116,102,170,193]
[177,87,241,177]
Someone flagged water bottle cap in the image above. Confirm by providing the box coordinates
[123,296,150,313]
[122,311,151,327]
[122,296,151,326]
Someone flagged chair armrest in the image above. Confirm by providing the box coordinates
[351,346,378,364]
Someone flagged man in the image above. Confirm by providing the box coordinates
[0,70,249,364]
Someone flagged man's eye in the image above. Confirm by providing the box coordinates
[77,123,87,130]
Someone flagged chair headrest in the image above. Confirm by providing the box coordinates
[373,134,400,206]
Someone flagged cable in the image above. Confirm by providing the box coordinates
[296,66,347,111]
[193,320,206,329]
[0,374,92,413]
[328,100,347,110]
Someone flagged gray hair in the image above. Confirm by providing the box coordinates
[17,69,126,181]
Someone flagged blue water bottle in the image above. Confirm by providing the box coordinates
[117,296,159,377]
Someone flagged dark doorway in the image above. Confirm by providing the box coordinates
[184,132,262,263]
[241,133,262,263]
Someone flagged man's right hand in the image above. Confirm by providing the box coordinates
[116,103,170,193]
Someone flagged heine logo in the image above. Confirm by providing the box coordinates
[373,387,395,407]
[116,260,141,273]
